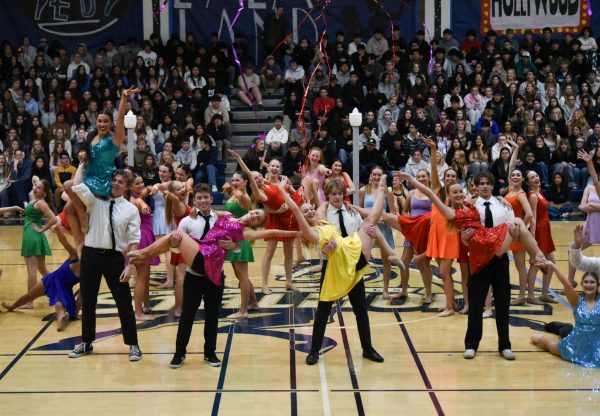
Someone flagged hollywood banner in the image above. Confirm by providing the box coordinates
[480,0,589,34]
[0,0,143,51]
[171,0,418,64]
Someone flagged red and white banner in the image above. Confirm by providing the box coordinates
[481,0,589,34]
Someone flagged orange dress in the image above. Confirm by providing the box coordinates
[505,191,526,251]
[170,205,192,265]
[426,203,460,260]
[530,191,556,253]
[397,213,431,254]
[450,203,508,274]
[263,181,301,241]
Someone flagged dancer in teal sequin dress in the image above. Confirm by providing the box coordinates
[532,256,600,368]
[62,86,138,251]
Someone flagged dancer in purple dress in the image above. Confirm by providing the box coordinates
[130,174,160,320]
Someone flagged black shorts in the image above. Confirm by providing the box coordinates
[191,252,206,276]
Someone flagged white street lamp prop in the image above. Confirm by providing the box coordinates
[349,107,362,204]
[124,110,137,168]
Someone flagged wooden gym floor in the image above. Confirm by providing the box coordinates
[0,221,598,416]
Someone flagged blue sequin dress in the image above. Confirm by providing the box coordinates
[83,134,119,197]
[557,296,600,368]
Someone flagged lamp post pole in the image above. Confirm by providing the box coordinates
[349,108,362,205]
[124,110,136,168]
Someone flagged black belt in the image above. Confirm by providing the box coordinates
[83,246,121,254]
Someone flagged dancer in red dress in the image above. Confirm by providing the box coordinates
[395,172,547,273]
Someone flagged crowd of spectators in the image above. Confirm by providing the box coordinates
[1,6,600,216]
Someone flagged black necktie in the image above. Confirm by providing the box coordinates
[109,199,116,250]
[200,214,211,240]
[338,209,348,237]
[484,201,494,228]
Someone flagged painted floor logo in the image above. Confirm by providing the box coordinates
[32,261,551,351]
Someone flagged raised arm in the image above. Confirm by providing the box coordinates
[578,150,600,196]
[547,262,579,309]
[507,138,520,175]
[279,182,319,244]
[395,171,455,220]
[228,149,267,201]
[114,86,137,148]
[424,137,442,194]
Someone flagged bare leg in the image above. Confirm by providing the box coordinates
[261,240,278,294]
[459,262,470,314]
[483,288,493,318]
[228,261,257,319]
[357,177,387,259]
[438,258,455,317]
[539,252,556,302]
[173,263,186,316]
[134,263,152,320]
[531,334,561,357]
[63,201,83,255]
[283,240,297,291]
[399,246,413,298]
[23,256,39,308]
[55,225,76,255]
[63,180,87,252]
[293,237,306,265]
[511,250,528,304]
[415,254,433,303]
[496,218,544,262]
[55,302,70,331]
[3,281,46,311]
[381,250,394,299]
[37,256,49,278]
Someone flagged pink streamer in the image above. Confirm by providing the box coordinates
[153,0,169,16]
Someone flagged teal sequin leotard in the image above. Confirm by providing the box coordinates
[83,134,119,197]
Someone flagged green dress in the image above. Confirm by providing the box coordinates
[225,200,254,262]
[21,201,51,257]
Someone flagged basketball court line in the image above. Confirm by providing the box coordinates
[288,292,298,416]
[393,308,445,415]
[0,319,53,381]
[211,322,235,415]
[335,300,365,416]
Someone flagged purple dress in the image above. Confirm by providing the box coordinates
[584,186,600,244]
[194,214,245,286]
[139,211,160,266]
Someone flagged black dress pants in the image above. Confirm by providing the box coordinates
[309,258,372,354]
[175,271,224,356]
[464,254,511,352]
[80,247,138,345]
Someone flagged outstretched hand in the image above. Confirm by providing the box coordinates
[573,224,587,249]
[577,150,593,163]
[228,149,242,160]
[122,86,138,97]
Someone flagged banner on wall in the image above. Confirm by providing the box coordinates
[172,0,417,65]
[0,0,143,51]
[480,0,589,34]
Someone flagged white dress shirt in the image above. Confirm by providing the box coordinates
[73,183,141,252]
[474,196,514,226]
[178,209,217,276]
[569,247,600,275]
[325,204,363,236]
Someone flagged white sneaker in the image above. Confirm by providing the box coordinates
[463,349,476,359]
[500,349,515,360]
[211,185,218,192]
[482,309,493,318]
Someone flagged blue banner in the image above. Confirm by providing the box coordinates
[172,0,417,64]
[0,0,143,51]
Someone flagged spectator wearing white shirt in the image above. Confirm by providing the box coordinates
[137,41,157,67]
[265,115,289,157]
[175,137,198,171]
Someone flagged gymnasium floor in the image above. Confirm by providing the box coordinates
[0,221,598,416]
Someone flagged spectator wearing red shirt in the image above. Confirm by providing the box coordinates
[312,87,335,118]
[59,90,79,124]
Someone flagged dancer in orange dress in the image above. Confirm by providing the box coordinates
[502,140,535,306]
[526,170,557,304]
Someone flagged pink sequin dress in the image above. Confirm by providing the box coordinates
[193,214,245,286]
[450,203,508,274]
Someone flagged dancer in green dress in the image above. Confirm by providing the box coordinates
[223,172,258,319]
[21,179,56,308]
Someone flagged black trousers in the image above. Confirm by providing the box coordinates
[464,254,511,352]
[175,271,224,356]
[80,247,138,345]
[309,258,372,354]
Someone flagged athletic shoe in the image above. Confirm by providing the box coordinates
[204,354,221,367]
[170,354,185,369]
[69,342,93,358]
[129,345,143,361]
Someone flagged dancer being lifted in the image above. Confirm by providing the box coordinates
[278,174,403,365]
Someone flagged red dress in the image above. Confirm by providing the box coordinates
[450,203,508,274]
[505,191,526,251]
[262,181,301,241]
[397,213,431,254]
[57,210,71,232]
[170,205,192,265]
[341,174,352,204]
[530,191,556,253]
